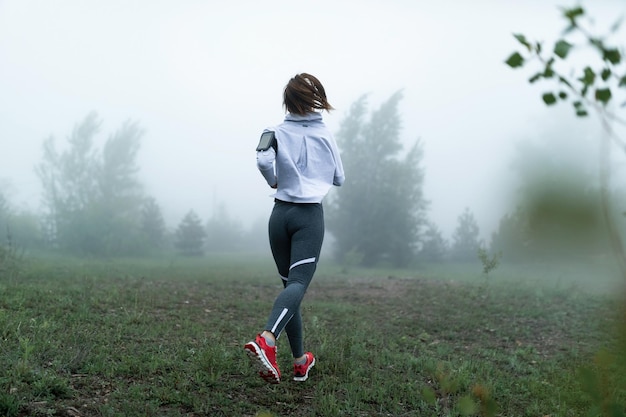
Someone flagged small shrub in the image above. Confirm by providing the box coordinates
[477,247,501,277]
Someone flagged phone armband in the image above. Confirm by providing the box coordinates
[256,131,276,152]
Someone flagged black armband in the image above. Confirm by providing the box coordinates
[256,131,276,151]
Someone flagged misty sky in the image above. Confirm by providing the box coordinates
[1,0,625,240]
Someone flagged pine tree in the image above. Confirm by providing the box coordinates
[419,221,449,262]
[490,207,531,262]
[451,208,481,262]
[205,203,244,252]
[141,197,167,251]
[174,210,206,256]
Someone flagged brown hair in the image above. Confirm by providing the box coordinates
[283,73,334,115]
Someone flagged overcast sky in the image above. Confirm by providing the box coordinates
[1,0,624,240]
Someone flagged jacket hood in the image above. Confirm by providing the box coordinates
[284,112,323,123]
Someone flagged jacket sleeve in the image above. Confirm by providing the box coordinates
[330,140,345,187]
[256,148,277,187]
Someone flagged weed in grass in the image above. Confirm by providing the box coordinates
[313,391,342,416]
[17,336,35,372]
[32,373,72,399]
[0,392,20,417]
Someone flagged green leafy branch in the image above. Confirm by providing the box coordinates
[505,6,626,151]
[505,5,626,282]
[504,7,626,417]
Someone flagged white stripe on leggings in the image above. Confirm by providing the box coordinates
[271,307,289,334]
[289,257,316,270]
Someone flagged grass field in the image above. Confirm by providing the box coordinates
[0,253,625,416]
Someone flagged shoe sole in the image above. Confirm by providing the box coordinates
[293,357,315,382]
[244,341,280,384]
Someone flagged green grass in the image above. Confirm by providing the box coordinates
[0,253,624,416]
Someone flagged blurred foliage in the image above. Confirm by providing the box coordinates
[503,3,626,267]
[489,133,621,262]
[578,303,626,417]
[506,3,626,416]
[490,181,613,261]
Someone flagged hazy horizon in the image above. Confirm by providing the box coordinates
[2,0,625,241]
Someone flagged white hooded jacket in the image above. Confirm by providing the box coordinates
[256,112,344,203]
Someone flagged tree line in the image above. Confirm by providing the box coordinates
[1,93,622,266]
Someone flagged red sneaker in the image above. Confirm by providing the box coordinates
[244,334,281,384]
[293,352,315,381]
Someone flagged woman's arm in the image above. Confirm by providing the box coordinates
[256,148,277,188]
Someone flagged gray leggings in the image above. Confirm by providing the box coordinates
[264,199,324,358]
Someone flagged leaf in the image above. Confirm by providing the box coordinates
[513,33,531,50]
[543,57,555,78]
[595,88,612,104]
[573,101,588,116]
[579,67,596,86]
[563,6,584,21]
[529,72,543,83]
[542,92,557,105]
[513,33,527,44]
[554,40,573,59]
[601,68,612,81]
[603,48,621,64]
[620,75,626,87]
[505,52,524,68]
[558,91,568,99]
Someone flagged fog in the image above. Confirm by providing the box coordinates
[1,0,625,241]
